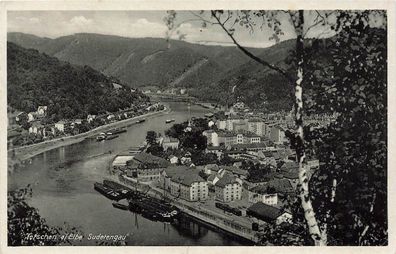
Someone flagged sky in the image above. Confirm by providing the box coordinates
[7,11,335,48]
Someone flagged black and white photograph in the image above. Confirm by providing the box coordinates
[1,1,393,251]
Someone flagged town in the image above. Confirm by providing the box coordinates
[104,101,336,243]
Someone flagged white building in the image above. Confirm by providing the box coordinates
[214,173,242,202]
[248,179,294,206]
[37,106,48,116]
[162,166,208,201]
[54,121,66,132]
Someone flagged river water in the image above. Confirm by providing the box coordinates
[8,102,251,246]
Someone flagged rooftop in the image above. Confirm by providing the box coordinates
[250,179,294,194]
[221,165,248,176]
[163,136,179,143]
[247,202,283,222]
[133,152,170,168]
[215,172,239,188]
[230,143,267,150]
[165,166,205,186]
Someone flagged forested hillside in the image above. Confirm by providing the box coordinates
[7,42,148,122]
[8,32,297,112]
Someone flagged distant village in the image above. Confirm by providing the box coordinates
[7,100,164,148]
[109,101,336,239]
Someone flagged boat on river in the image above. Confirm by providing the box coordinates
[94,182,122,200]
[165,119,175,124]
[136,119,146,124]
[103,180,134,197]
[112,199,129,210]
[105,134,119,140]
[96,133,106,141]
[106,128,127,135]
[129,196,179,222]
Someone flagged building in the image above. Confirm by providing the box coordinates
[247,118,266,137]
[248,179,294,205]
[161,136,180,150]
[269,125,287,144]
[217,130,262,148]
[126,153,170,182]
[27,112,36,122]
[161,166,208,201]
[111,150,141,171]
[205,145,225,158]
[221,165,249,180]
[203,164,220,175]
[112,83,123,89]
[169,155,179,164]
[214,172,242,202]
[217,131,237,147]
[54,121,67,133]
[203,130,219,146]
[278,161,300,189]
[15,112,27,123]
[37,106,48,116]
[107,114,116,121]
[230,142,267,153]
[216,120,227,130]
[29,122,45,136]
[233,121,248,132]
[87,114,96,123]
[247,202,292,225]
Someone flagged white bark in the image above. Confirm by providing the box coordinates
[358,192,377,245]
[293,10,324,246]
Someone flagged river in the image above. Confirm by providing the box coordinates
[8,101,252,246]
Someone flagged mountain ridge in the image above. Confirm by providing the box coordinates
[8,32,296,112]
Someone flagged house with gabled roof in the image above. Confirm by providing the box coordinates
[126,152,170,182]
[248,179,295,206]
[161,166,208,201]
[247,202,292,225]
[214,172,242,202]
[37,106,48,116]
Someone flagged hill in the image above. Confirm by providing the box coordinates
[7,42,149,122]
[8,32,296,112]
[7,32,267,88]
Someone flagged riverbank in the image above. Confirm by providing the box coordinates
[8,107,170,164]
[117,175,260,244]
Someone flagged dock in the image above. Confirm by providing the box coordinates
[118,174,261,243]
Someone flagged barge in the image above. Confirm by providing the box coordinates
[94,182,122,200]
[136,119,146,123]
[106,128,127,135]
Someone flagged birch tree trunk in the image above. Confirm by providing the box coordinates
[293,10,324,246]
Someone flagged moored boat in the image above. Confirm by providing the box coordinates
[110,128,127,134]
[105,134,119,140]
[112,199,129,210]
[96,135,106,141]
[94,182,121,200]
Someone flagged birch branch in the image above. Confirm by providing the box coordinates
[358,192,377,245]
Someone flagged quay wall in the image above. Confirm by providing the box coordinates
[118,175,260,243]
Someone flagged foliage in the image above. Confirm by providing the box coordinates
[146,131,158,146]
[8,186,83,246]
[304,16,387,245]
[165,118,209,152]
[191,151,218,166]
[7,42,148,122]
